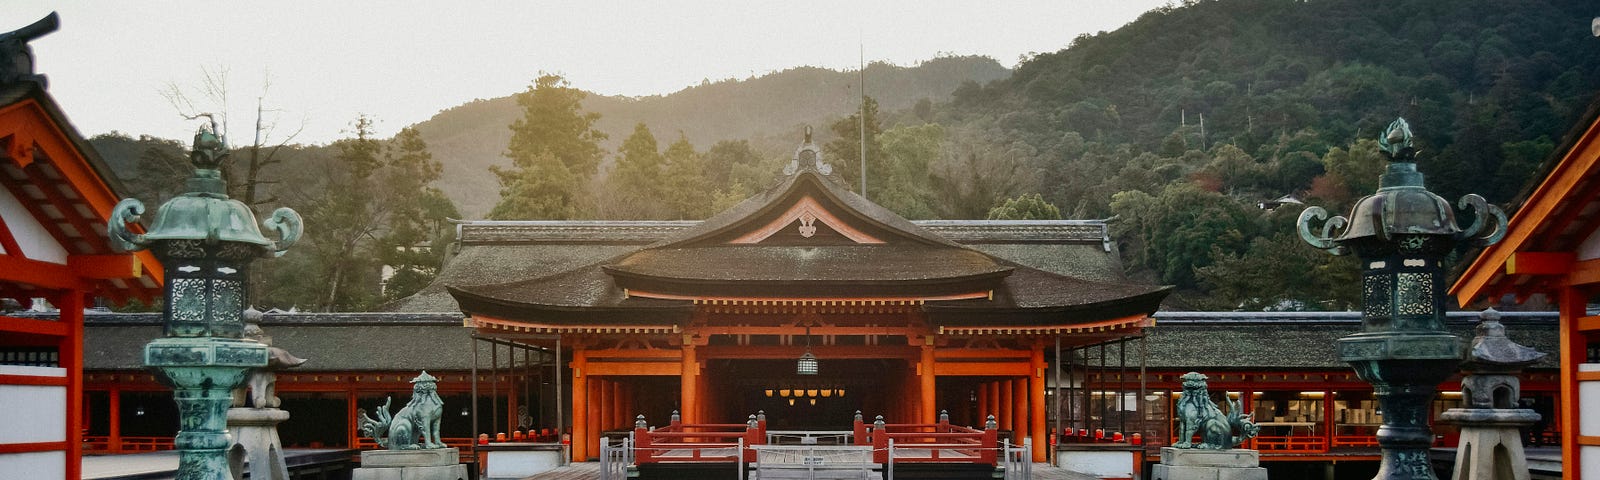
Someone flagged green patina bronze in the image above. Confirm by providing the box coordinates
[357,371,447,450]
[1297,118,1507,480]
[1172,372,1258,450]
[109,118,303,480]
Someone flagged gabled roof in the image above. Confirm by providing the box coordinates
[447,135,1169,326]
[0,81,161,302]
[1452,94,1600,305]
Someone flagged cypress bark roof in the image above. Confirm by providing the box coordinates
[444,137,1169,326]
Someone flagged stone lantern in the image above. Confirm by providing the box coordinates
[108,119,302,480]
[1298,118,1507,479]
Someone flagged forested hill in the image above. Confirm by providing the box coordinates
[942,0,1599,214]
[413,56,1009,216]
[917,0,1599,309]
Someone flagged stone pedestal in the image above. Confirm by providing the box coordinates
[1441,408,1540,480]
[227,408,292,480]
[353,448,467,480]
[1150,447,1268,480]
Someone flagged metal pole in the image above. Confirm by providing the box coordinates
[556,336,564,453]
[1053,335,1061,447]
[472,335,480,448]
[1119,338,1127,436]
[1098,344,1107,437]
[859,41,867,199]
[492,342,500,436]
[1139,335,1147,445]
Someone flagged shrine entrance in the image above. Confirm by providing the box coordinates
[707,359,896,430]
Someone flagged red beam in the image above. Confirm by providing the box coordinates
[0,441,67,454]
[0,373,67,386]
[0,253,86,290]
[68,254,140,279]
[1505,252,1575,275]
[0,314,68,336]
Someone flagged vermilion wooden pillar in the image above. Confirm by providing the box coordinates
[680,345,697,424]
[1012,377,1027,445]
[610,380,623,430]
[60,290,83,480]
[1030,346,1047,461]
[570,349,588,461]
[989,381,1001,428]
[1560,286,1584,479]
[978,382,990,423]
[920,345,937,423]
[999,379,1013,432]
[108,387,121,453]
[588,379,602,451]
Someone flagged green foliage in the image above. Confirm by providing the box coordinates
[490,74,607,219]
[986,193,1062,220]
[1110,183,1256,287]
[600,123,671,219]
[875,124,945,219]
[661,134,715,219]
[824,96,883,195]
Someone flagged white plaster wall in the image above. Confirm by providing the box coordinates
[0,451,64,479]
[1583,364,1600,437]
[1578,226,1600,261]
[1585,446,1600,480]
[0,180,69,264]
[0,382,66,443]
[1057,450,1133,478]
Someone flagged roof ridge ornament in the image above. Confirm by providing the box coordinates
[0,12,59,88]
[784,126,832,176]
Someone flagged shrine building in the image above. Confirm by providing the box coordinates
[438,135,1170,462]
[0,14,163,477]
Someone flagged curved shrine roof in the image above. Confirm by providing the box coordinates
[446,135,1169,326]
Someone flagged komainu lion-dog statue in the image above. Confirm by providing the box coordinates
[1173,371,1259,449]
[357,371,446,450]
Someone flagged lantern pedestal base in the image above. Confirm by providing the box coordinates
[1150,448,1266,480]
[354,448,466,480]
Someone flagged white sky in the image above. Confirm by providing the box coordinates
[14,1,1169,145]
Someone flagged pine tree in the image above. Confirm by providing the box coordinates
[489,74,606,219]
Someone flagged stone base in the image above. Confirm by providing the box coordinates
[361,448,459,467]
[351,463,467,480]
[1151,448,1267,480]
[354,448,465,480]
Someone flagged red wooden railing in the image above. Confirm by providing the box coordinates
[633,413,766,464]
[853,414,998,465]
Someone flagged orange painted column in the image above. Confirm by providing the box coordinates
[681,344,698,424]
[508,380,520,433]
[611,380,624,430]
[60,290,83,480]
[1560,286,1584,479]
[989,381,1002,427]
[1013,377,1028,446]
[108,387,121,453]
[592,379,601,451]
[978,382,990,425]
[1030,347,1047,461]
[571,349,589,461]
[920,344,937,423]
[347,390,359,448]
[999,379,1013,432]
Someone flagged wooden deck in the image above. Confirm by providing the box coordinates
[518,461,1098,480]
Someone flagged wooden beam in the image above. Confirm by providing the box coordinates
[0,441,67,454]
[1579,315,1600,333]
[0,214,22,258]
[0,253,87,290]
[933,362,1031,376]
[68,254,140,279]
[1505,252,1576,275]
[0,373,68,386]
[0,314,68,337]
[584,362,682,376]
[1566,258,1600,287]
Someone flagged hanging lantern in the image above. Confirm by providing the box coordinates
[797,324,818,375]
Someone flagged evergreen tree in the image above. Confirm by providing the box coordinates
[490,74,606,219]
[661,134,714,219]
[986,193,1062,220]
[824,96,883,196]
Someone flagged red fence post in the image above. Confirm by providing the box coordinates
[980,415,998,466]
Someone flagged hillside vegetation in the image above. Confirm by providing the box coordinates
[90,0,1600,311]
